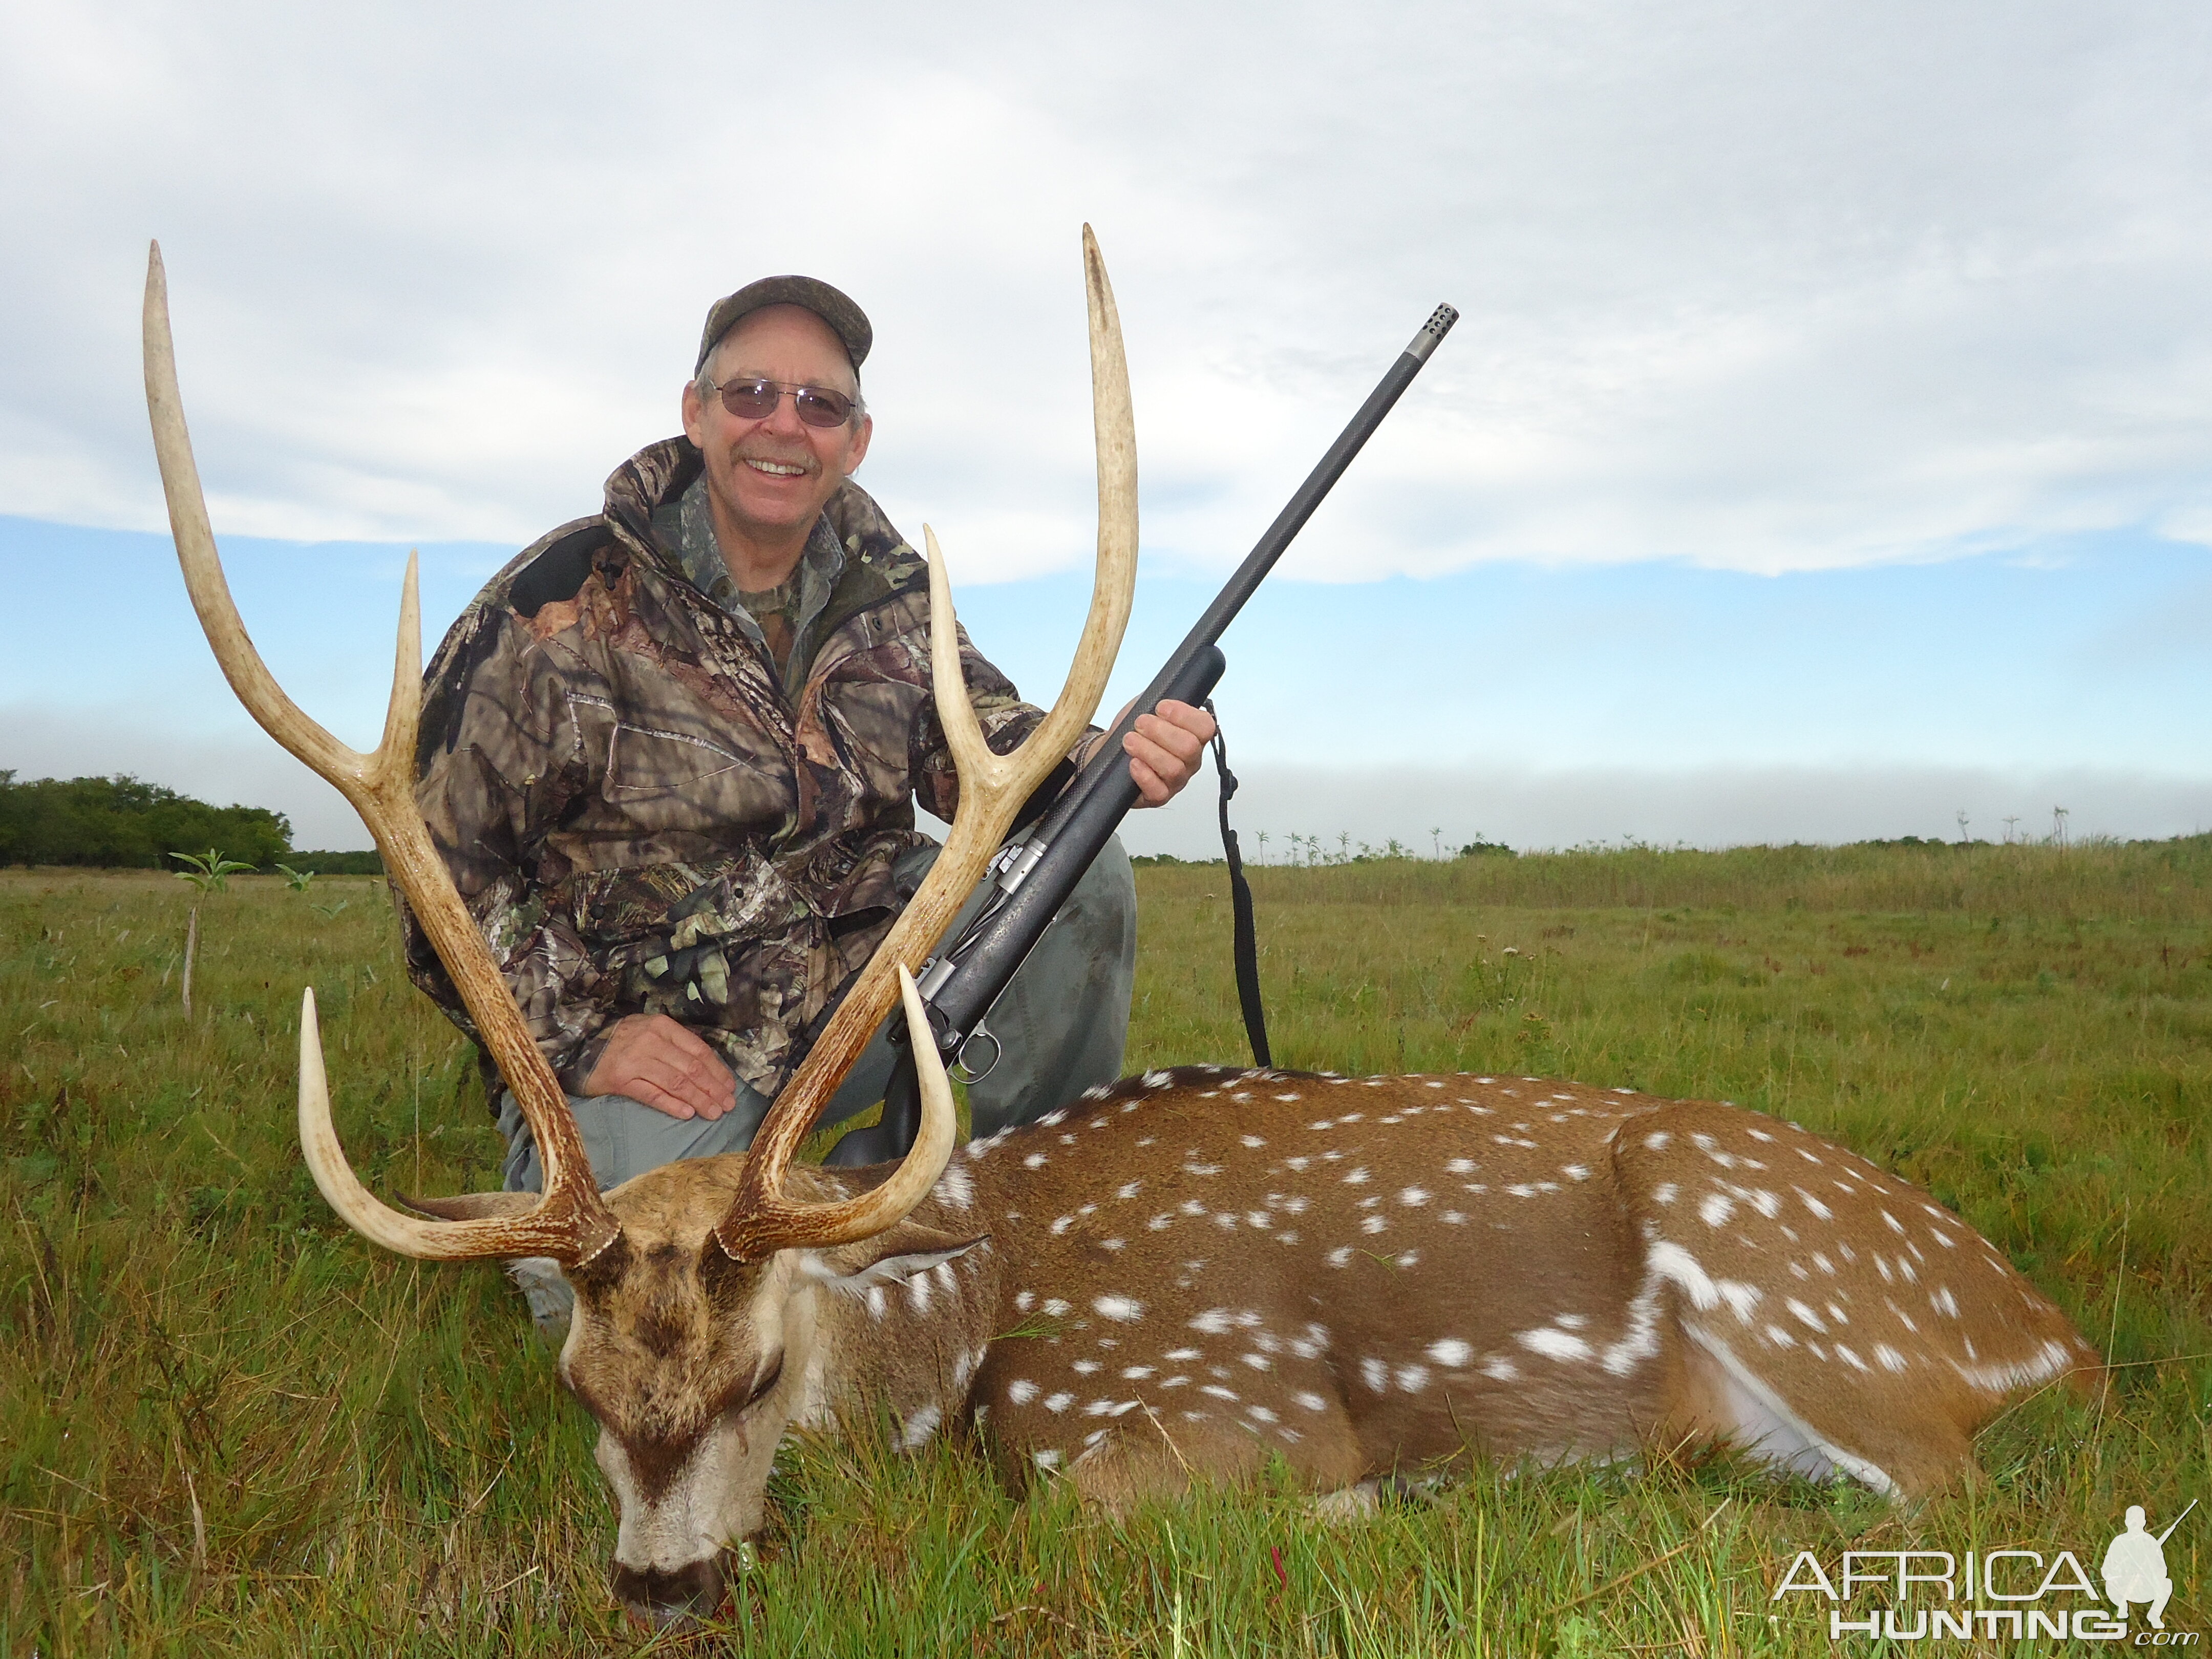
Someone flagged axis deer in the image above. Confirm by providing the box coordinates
[144,233,2100,1628]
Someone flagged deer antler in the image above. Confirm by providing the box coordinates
[713,225,1138,1262]
[143,242,622,1267]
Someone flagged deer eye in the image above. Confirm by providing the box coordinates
[741,1353,784,1412]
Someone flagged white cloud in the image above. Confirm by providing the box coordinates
[4,2,2211,578]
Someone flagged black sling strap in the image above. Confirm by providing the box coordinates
[1206,699,1271,1068]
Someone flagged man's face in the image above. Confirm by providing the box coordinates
[681,304,873,557]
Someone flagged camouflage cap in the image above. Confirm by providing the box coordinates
[695,276,872,374]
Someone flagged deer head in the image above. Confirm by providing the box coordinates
[143,229,1138,1624]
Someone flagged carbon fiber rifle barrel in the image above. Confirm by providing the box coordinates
[828,301,1459,1161]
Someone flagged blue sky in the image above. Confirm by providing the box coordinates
[8,514,2204,855]
[4,3,2210,855]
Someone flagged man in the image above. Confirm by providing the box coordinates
[2102,1506,2175,1629]
[401,274,1214,1217]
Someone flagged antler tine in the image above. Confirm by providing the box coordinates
[714,225,1138,1262]
[144,242,620,1267]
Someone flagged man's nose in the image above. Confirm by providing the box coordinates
[757,392,808,438]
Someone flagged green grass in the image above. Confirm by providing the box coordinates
[2,841,2208,1653]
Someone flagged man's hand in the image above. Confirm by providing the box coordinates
[1119,698,1218,808]
[584,1013,739,1120]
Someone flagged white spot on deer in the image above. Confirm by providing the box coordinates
[1929,1229,1956,1249]
[1072,1359,1101,1375]
[1343,1167,1369,1185]
[897,1405,942,1450]
[1147,1214,1174,1232]
[1653,1183,1678,1205]
[1395,1364,1430,1392]
[1699,1194,1734,1227]
[1361,1216,1390,1235]
[1897,1257,1918,1284]
[1812,1252,1835,1275]
[1043,1299,1071,1317]
[1644,1132,1672,1152]
[1441,1210,1466,1225]
[1044,1393,1073,1413]
[1115,1180,1142,1201]
[1562,1164,1590,1181]
[1930,1286,1959,1318]
[1794,1187,1832,1220]
[1834,1345,1871,1373]
[1213,1213,1240,1230]
[1480,1355,1520,1381]
[1825,1299,1849,1325]
[1339,1112,1365,1123]
[906,1272,933,1314]
[1327,1246,1353,1268]
[1874,1344,1908,1373]
[1398,1187,1429,1206]
[1143,1071,1171,1088]
[1094,1295,1143,1323]
[1882,1209,1906,1236]
[866,1286,887,1321]
[933,1262,956,1293]
[1137,1137,1156,1147]
[1120,1366,1154,1381]
[935,1164,975,1209]
[1359,1357,1388,1392]
[1241,1353,1271,1372]
[1745,1189,1780,1219]
[1428,1338,1473,1367]
[1101,1238,1125,1252]
[1785,1299,1827,1333]
[1050,1216,1074,1236]
[1162,1376,1190,1388]
[1241,1135,1268,1150]
[1015,1291,1035,1313]
[1795,1146,1822,1164]
[1189,1309,1235,1335]
[1184,1162,1222,1177]
[1285,1156,1311,1172]
[1024,1153,1048,1170]
[1505,1184,1537,1198]
[1200,1384,1240,1402]
[1763,1323,1796,1347]
[1517,1328,1594,1362]
[1032,1449,1062,1470]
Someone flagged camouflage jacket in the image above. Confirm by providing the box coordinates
[401,437,1070,1100]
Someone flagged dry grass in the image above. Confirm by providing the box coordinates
[2,842,2207,1653]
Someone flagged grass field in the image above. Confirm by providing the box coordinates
[2,840,2207,1654]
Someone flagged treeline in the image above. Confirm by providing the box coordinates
[0,772,325,871]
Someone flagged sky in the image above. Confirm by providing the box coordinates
[4,2,2210,857]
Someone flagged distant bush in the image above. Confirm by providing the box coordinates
[0,772,291,870]
[1457,838,1516,858]
[279,849,385,876]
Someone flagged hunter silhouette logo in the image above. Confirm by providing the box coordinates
[2104,1501,2194,1632]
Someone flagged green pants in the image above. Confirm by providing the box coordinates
[498,834,1135,1194]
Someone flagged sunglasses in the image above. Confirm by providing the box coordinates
[702,375,859,430]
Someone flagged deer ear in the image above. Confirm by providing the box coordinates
[401,1190,540,1221]
[796,1222,989,1293]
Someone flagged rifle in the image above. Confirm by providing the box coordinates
[825,301,1459,1164]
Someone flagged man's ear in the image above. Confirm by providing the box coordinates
[680,377,707,446]
[842,412,872,475]
[795,1221,987,1293]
